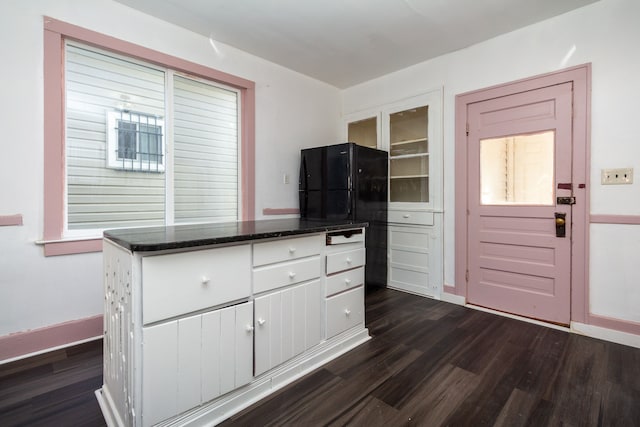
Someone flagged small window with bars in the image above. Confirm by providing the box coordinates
[107,111,165,172]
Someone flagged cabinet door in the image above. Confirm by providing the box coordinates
[345,110,380,149]
[177,315,202,414]
[142,302,254,426]
[254,280,321,376]
[142,321,178,427]
[212,302,254,396]
[382,90,443,211]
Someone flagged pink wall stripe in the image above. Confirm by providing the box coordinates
[262,208,300,215]
[587,313,640,336]
[590,214,640,225]
[0,315,103,362]
[0,214,23,226]
[43,239,103,257]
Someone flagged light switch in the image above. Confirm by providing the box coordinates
[601,168,633,185]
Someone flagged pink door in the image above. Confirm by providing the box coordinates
[467,82,573,324]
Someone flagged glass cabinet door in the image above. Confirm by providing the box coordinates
[388,106,429,203]
[347,116,378,149]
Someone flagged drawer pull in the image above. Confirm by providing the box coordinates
[245,324,255,333]
[344,278,352,285]
[344,309,351,316]
[257,318,266,326]
[201,276,211,285]
[288,247,296,254]
[288,271,296,279]
[346,257,352,264]
[403,214,411,218]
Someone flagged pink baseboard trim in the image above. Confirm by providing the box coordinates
[43,238,103,257]
[0,315,103,363]
[262,208,300,216]
[0,214,23,226]
[587,313,640,336]
[590,214,640,225]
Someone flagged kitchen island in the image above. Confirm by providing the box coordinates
[97,218,369,427]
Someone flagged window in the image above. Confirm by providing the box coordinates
[43,18,255,255]
[106,111,165,172]
[64,41,242,232]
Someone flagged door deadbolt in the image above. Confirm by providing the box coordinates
[555,212,567,238]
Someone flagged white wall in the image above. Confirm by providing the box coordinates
[0,0,341,337]
[342,0,640,323]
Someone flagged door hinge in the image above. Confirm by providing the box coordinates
[466,123,469,136]
[465,270,469,282]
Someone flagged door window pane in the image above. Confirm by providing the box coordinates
[480,131,555,205]
[348,117,377,148]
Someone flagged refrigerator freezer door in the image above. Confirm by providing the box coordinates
[299,147,325,191]
[325,143,352,190]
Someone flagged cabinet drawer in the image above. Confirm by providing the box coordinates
[253,234,323,267]
[388,210,434,225]
[142,244,251,324]
[390,248,429,269]
[253,256,321,294]
[325,267,364,297]
[325,286,364,338]
[326,248,365,275]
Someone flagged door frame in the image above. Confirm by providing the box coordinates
[454,64,591,323]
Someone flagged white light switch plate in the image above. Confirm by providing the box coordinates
[601,168,633,185]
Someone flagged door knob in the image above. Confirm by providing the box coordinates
[555,213,566,238]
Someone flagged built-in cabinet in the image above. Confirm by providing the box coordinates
[100,225,368,427]
[345,89,443,297]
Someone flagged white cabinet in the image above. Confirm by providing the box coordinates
[141,302,253,426]
[326,286,365,338]
[345,90,443,297]
[252,234,323,376]
[388,216,442,297]
[141,245,251,324]
[100,227,370,427]
[254,280,322,376]
[324,239,366,339]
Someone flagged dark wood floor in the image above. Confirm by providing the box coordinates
[0,339,105,427]
[1,288,639,426]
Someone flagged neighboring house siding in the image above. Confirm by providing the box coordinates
[66,43,165,230]
[173,75,238,223]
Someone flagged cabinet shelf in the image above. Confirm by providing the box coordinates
[389,153,429,160]
[390,174,429,179]
[391,137,427,146]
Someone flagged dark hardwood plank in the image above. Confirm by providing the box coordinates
[0,340,105,427]
[2,288,639,427]
[222,288,640,427]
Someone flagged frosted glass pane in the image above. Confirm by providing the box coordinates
[390,106,428,156]
[348,117,377,148]
[480,131,555,205]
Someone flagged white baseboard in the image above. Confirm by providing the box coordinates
[440,292,465,305]
[571,321,640,349]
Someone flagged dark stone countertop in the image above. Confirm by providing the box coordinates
[104,218,368,252]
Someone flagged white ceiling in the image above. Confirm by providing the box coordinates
[114,0,599,88]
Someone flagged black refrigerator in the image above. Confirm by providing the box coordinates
[299,142,388,288]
